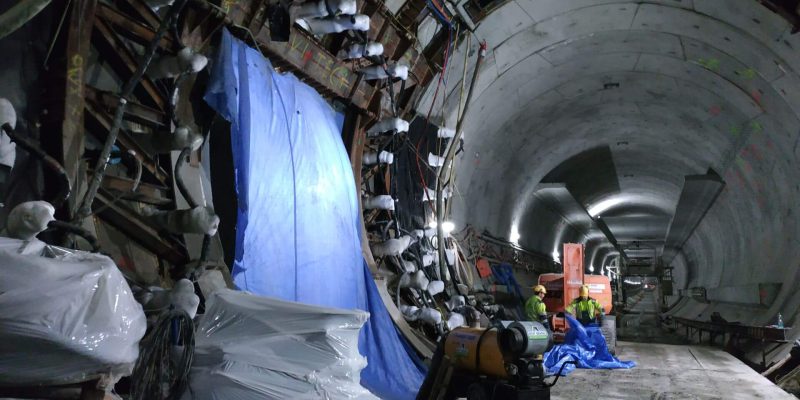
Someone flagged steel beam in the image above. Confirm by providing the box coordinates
[187,0,433,115]
[91,18,165,110]
[100,174,171,206]
[256,27,378,109]
[93,191,188,265]
[673,317,790,342]
[85,85,167,129]
[84,98,169,183]
[38,0,98,220]
[96,3,177,51]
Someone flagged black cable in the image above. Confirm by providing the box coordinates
[545,360,577,386]
[2,123,71,209]
[131,309,195,400]
[475,326,496,373]
[84,150,143,218]
[174,146,198,209]
[169,72,189,125]
[46,220,100,252]
[199,233,211,262]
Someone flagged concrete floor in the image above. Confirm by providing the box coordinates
[551,341,796,399]
[617,287,687,345]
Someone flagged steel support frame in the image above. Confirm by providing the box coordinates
[673,317,791,369]
[39,0,98,220]
[39,0,444,360]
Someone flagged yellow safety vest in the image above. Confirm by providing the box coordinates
[525,296,547,323]
[566,297,604,324]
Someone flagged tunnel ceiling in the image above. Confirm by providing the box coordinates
[417,0,800,324]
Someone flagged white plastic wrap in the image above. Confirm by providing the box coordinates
[0,237,146,386]
[185,289,376,400]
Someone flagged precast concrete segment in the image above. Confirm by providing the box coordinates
[415,0,800,361]
[551,342,796,400]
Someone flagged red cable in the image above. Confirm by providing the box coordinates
[416,27,452,213]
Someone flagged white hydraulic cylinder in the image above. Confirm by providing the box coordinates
[146,206,220,236]
[0,98,16,170]
[344,42,384,59]
[446,248,456,265]
[409,270,429,290]
[362,150,393,165]
[402,259,417,273]
[427,280,445,296]
[149,47,208,80]
[292,0,357,19]
[437,127,455,138]
[418,307,442,326]
[399,304,420,321]
[422,252,435,267]
[370,235,411,257]
[367,117,409,136]
[359,63,408,81]
[5,201,55,241]
[427,152,445,167]
[446,312,466,330]
[170,279,200,319]
[446,295,466,311]
[151,125,203,153]
[421,187,452,202]
[298,14,370,34]
[363,195,394,210]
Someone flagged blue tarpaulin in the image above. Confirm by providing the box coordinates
[490,263,525,317]
[543,314,636,376]
[204,29,425,399]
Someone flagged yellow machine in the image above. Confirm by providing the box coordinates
[444,327,509,378]
[418,321,569,400]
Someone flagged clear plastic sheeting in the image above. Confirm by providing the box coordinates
[543,314,635,376]
[0,237,146,386]
[185,289,376,400]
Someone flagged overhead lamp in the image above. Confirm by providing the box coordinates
[428,220,455,234]
[552,250,560,263]
[588,265,595,273]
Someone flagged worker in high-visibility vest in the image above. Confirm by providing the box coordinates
[525,284,550,329]
[566,285,605,326]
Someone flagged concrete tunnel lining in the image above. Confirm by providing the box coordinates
[415,0,800,355]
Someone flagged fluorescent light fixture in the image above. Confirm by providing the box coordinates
[428,220,455,234]
[587,197,626,217]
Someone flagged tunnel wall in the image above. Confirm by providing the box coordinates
[418,0,800,360]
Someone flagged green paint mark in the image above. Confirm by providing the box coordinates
[749,121,763,135]
[729,125,742,137]
[697,58,720,72]
[737,67,757,80]
[735,155,747,170]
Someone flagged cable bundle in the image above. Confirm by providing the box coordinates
[131,309,195,400]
